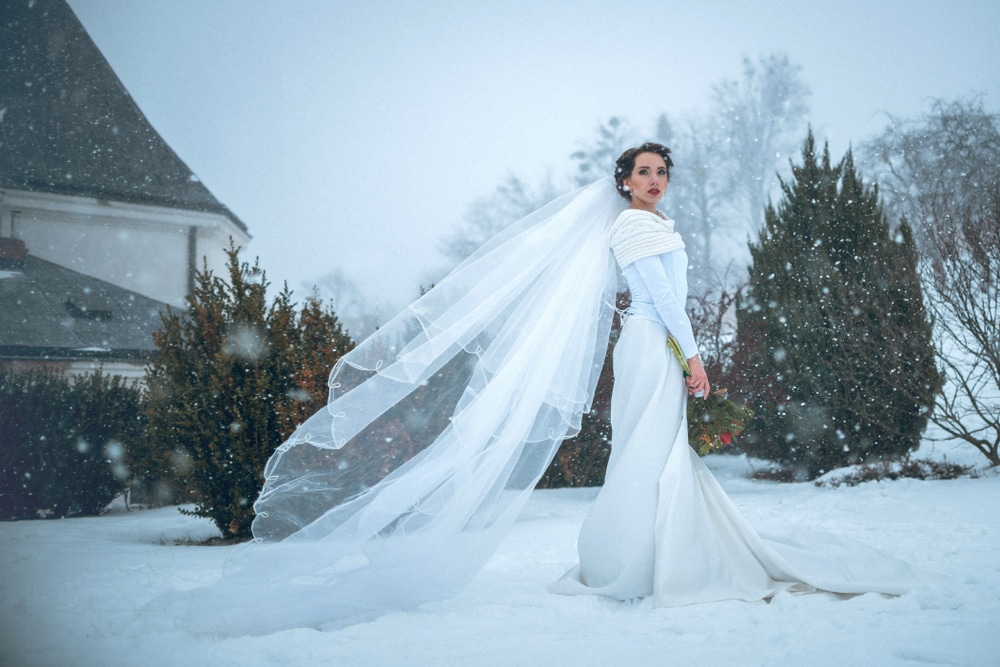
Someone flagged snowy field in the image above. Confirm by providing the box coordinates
[2,446,998,667]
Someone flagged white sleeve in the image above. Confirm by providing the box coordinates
[631,254,699,358]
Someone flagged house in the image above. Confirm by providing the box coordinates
[0,0,251,379]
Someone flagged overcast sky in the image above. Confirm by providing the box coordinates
[66,0,1000,316]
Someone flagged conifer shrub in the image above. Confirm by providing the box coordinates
[142,245,353,540]
[733,132,940,479]
[0,368,141,520]
[537,393,613,488]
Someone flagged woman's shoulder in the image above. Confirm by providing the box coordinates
[609,209,684,267]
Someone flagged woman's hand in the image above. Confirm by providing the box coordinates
[686,354,710,399]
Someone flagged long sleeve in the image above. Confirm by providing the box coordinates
[631,254,699,359]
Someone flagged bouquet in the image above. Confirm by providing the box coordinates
[667,335,754,456]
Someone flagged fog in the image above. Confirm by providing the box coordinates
[67,0,1000,322]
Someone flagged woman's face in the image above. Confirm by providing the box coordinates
[623,152,668,211]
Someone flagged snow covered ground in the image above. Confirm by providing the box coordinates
[2,446,998,667]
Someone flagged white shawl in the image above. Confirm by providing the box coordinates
[609,209,685,268]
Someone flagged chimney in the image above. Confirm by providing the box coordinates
[0,238,28,269]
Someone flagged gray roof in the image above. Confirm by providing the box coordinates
[0,255,170,359]
[0,0,247,232]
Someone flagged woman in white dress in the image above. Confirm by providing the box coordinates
[171,145,914,636]
[549,143,914,605]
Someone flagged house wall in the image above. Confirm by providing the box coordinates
[0,189,250,308]
[65,359,148,385]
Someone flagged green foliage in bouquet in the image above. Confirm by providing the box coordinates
[668,335,754,455]
[688,389,754,456]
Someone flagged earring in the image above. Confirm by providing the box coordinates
[622,185,630,192]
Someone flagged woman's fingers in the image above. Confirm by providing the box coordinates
[686,354,710,398]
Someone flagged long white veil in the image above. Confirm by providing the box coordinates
[170,178,626,636]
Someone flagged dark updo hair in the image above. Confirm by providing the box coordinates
[614,142,673,202]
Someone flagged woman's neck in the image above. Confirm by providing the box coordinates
[631,204,665,219]
[630,202,657,213]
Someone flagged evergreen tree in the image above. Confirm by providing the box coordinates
[734,132,940,478]
[142,245,353,539]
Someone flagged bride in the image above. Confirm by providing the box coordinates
[549,144,913,604]
[172,144,914,635]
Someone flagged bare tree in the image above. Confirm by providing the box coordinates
[686,270,744,386]
[922,196,1000,465]
[862,97,1000,243]
[312,269,391,339]
[570,116,640,186]
[863,98,1000,466]
[657,113,732,276]
[661,52,812,292]
[438,174,559,265]
[712,54,811,234]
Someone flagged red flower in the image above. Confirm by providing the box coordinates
[719,431,732,445]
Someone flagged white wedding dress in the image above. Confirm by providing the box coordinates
[549,208,915,604]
